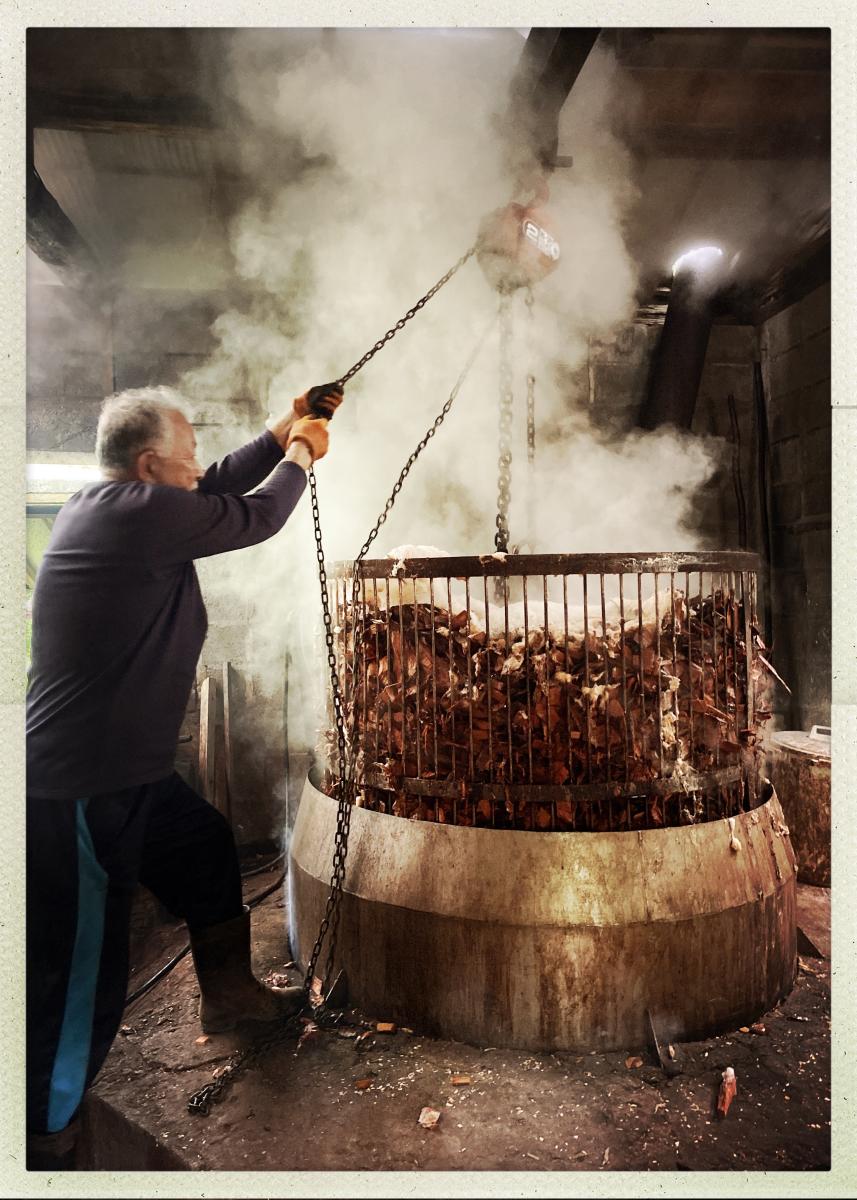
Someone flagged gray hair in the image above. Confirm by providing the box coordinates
[95,387,190,473]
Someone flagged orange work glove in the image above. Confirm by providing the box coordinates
[287,416,329,462]
[293,382,344,420]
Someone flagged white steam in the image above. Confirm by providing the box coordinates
[181,32,721,752]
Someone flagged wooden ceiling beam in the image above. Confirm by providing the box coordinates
[628,124,830,159]
[28,89,214,137]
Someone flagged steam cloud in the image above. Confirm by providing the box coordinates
[176,33,723,765]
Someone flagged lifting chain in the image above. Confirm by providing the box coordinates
[188,245,482,1118]
[302,313,493,994]
[302,243,477,995]
[336,247,476,387]
[525,287,536,466]
[494,291,514,553]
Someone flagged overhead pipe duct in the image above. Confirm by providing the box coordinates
[639,246,726,431]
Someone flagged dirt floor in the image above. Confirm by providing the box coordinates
[80,870,831,1173]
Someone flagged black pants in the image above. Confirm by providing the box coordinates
[26,772,243,1137]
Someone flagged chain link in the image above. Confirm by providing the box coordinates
[494,292,514,553]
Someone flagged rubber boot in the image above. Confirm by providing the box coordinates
[27,1118,79,1171]
[189,906,304,1034]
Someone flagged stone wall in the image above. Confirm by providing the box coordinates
[583,299,830,733]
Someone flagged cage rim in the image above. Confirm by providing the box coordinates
[334,550,761,580]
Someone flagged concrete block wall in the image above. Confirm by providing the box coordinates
[759,283,831,730]
[586,307,830,732]
[27,281,113,452]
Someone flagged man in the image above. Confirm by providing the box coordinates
[25,381,342,1170]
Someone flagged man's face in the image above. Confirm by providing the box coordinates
[147,411,204,491]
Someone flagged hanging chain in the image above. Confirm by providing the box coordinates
[494,291,514,553]
[302,317,493,995]
[303,243,478,995]
[188,248,482,1119]
[525,287,536,466]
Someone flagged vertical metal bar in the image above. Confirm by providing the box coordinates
[384,576,396,779]
[345,575,354,741]
[447,577,456,783]
[543,574,554,828]
[670,573,679,771]
[583,575,592,783]
[504,574,513,788]
[333,575,343,725]
[731,571,739,742]
[600,573,610,788]
[619,574,630,798]
[465,577,475,782]
[483,574,494,782]
[429,577,439,780]
[600,573,611,829]
[413,577,422,781]
[523,575,534,783]
[686,570,694,770]
[637,573,645,727]
[654,573,664,778]
[361,577,369,777]
[743,571,754,731]
[563,573,573,788]
[712,571,720,770]
[373,575,382,765]
[397,576,408,777]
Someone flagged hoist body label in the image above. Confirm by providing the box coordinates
[523,219,561,262]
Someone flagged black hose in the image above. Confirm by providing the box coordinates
[240,850,285,879]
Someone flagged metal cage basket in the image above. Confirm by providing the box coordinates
[327,551,769,832]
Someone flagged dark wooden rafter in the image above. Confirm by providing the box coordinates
[26,119,97,272]
[629,123,830,160]
[28,89,213,137]
[507,28,601,173]
[749,229,831,324]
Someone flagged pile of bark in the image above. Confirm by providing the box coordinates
[322,584,777,832]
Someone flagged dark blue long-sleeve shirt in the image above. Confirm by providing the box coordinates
[26,431,306,799]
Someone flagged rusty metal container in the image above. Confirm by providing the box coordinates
[767,727,831,887]
[329,551,768,831]
[289,772,796,1050]
[289,549,796,1050]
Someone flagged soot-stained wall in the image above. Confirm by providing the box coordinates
[759,284,831,731]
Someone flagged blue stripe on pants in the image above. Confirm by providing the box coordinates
[46,800,108,1133]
